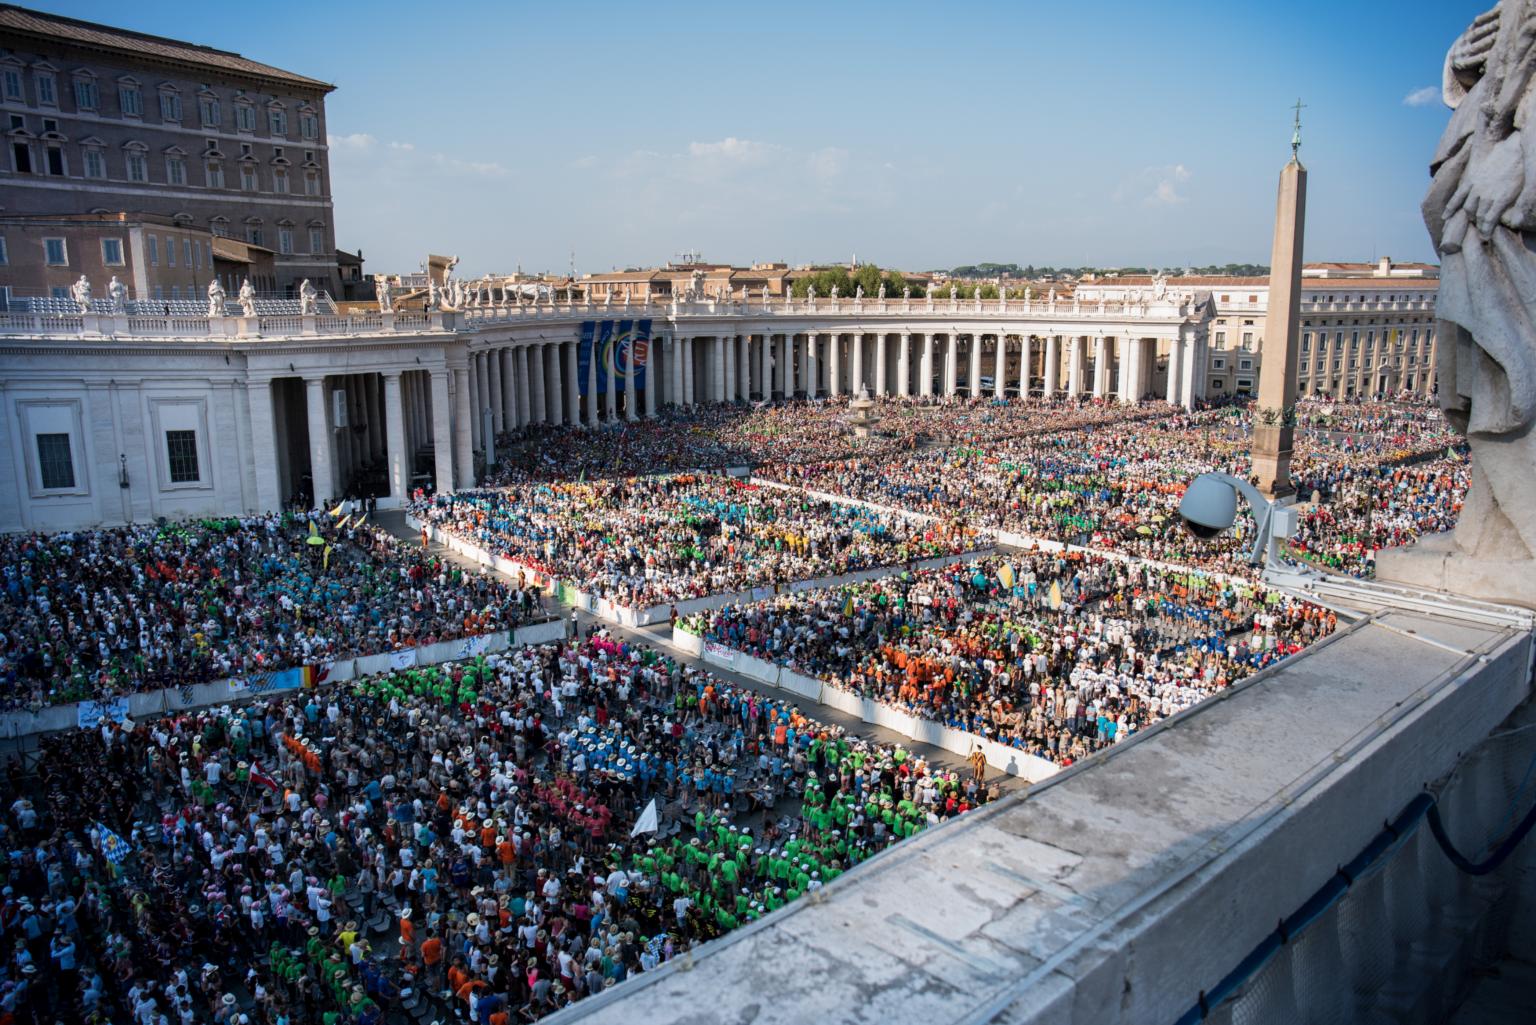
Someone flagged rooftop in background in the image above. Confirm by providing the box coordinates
[1303,257,1438,279]
[0,3,335,91]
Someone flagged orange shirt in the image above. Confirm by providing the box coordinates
[421,937,443,965]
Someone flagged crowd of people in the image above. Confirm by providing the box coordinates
[681,548,1335,766]
[0,630,993,1023]
[0,514,543,710]
[757,399,1466,578]
[412,475,981,610]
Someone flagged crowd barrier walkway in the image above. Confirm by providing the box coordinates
[0,617,569,746]
[682,629,1060,783]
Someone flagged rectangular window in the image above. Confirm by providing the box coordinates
[272,168,288,194]
[278,228,293,255]
[153,285,163,300]
[235,105,255,132]
[118,84,142,116]
[45,145,63,176]
[35,73,55,106]
[247,227,263,247]
[43,238,66,266]
[0,236,7,264]
[101,238,124,265]
[147,235,158,265]
[300,112,318,139]
[268,108,287,136]
[35,433,74,489]
[11,141,30,174]
[167,237,176,267]
[126,151,147,182]
[193,240,202,269]
[240,164,257,191]
[72,77,97,110]
[309,227,325,254]
[159,91,181,122]
[199,96,220,126]
[205,161,223,188]
[1213,331,1225,349]
[1301,332,1311,352]
[1,68,21,101]
[304,170,320,196]
[183,239,193,267]
[166,156,186,185]
[1241,332,1253,350]
[83,148,105,178]
[166,430,200,483]
[169,285,179,300]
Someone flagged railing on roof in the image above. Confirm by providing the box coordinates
[0,292,1206,341]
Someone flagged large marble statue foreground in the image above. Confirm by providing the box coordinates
[1377,1,1536,607]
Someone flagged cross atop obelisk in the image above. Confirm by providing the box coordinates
[1252,104,1308,500]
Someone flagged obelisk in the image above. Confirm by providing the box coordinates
[1252,102,1308,500]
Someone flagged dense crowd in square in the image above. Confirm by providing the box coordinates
[0,630,993,1023]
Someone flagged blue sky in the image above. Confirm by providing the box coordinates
[38,0,1482,276]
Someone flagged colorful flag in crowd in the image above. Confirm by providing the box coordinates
[249,760,280,792]
[95,822,132,865]
[997,563,1015,589]
[329,502,346,517]
[335,514,352,530]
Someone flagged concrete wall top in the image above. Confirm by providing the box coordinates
[544,607,1532,1025]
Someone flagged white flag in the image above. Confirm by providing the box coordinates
[630,798,659,838]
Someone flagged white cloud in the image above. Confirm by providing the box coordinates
[808,147,849,180]
[687,137,779,162]
[430,153,506,177]
[1403,86,1440,107]
[387,141,415,151]
[329,132,377,150]
[1114,163,1191,206]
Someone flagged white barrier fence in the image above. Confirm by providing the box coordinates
[685,630,1059,782]
[410,514,993,629]
[0,617,569,744]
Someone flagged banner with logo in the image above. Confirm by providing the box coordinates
[580,320,651,394]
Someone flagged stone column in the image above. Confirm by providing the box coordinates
[604,338,617,419]
[945,335,959,396]
[624,338,639,420]
[896,333,910,397]
[384,371,408,503]
[760,334,773,400]
[1067,338,1083,396]
[738,333,751,400]
[586,340,601,425]
[994,334,1007,398]
[248,378,282,512]
[712,336,726,403]
[1092,336,1108,398]
[645,340,658,417]
[920,334,934,397]
[969,334,983,397]
[566,341,580,423]
[489,347,505,433]
[671,337,684,407]
[431,370,454,494]
[499,349,516,428]
[874,333,888,396]
[1166,334,1184,405]
[364,374,383,463]
[453,364,474,487]
[547,343,565,425]
[467,356,482,450]
[1044,335,1060,397]
[513,348,529,428]
[1019,336,1032,398]
[1181,333,1199,410]
[804,334,818,397]
[721,334,734,402]
[304,376,334,508]
[779,334,792,398]
[850,331,864,394]
[825,334,839,397]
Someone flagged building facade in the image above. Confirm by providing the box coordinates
[0,290,1210,531]
[0,4,340,297]
[1075,259,1439,399]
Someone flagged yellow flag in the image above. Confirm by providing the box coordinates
[335,514,351,531]
[308,519,320,539]
[1049,581,1062,610]
[329,502,346,518]
[997,563,1015,589]
[323,544,332,571]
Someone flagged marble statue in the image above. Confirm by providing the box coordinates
[855,284,864,300]
[1376,1,1536,607]
[1024,286,1032,302]
[299,279,318,316]
[807,285,816,300]
[70,275,92,313]
[830,285,839,300]
[903,286,911,300]
[949,284,957,301]
[108,276,127,313]
[238,278,257,317]
[878,283,886,300]
[206,278,226,317]
[1153,275,1168,300]
[376,275,393,313]
[1048,288,1057,305]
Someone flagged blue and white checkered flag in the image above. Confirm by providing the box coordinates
[94,822,132,865]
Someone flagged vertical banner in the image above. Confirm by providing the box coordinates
[578,321,595,396]
[588,320,653,394]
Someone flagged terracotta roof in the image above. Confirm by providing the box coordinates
[0,5,334,91]
[1086,276,1269,287]
[1304,261,1438,271]
[211,236,272,264]
[1302,278,1437,291]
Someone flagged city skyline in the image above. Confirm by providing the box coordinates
[19,0,1483,277]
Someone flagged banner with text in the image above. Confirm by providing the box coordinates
[580,319,651,394]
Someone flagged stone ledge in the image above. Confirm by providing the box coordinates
[545,608,1532,1025]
